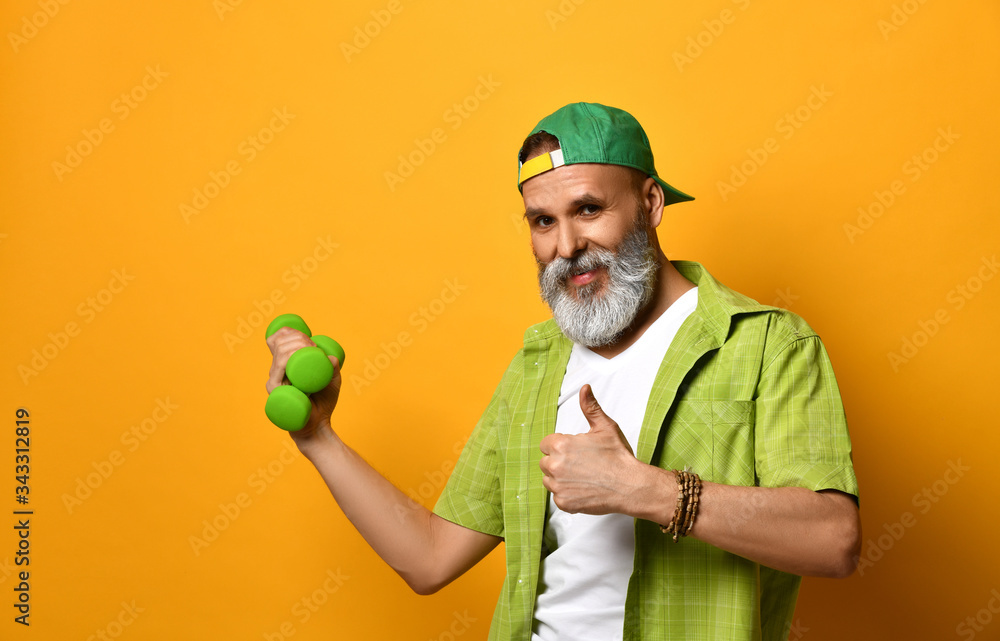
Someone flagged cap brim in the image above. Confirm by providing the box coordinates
[654,176,695,206]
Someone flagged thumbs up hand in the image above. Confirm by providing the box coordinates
[539,384,648,516]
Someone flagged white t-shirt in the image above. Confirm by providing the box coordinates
[531,287,699,641]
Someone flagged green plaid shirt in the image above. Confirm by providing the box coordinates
[434,261,859,641]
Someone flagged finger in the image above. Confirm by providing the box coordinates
[579,384,612,432]
[265,368,292,393]
[266,330,315,391]
[268,341,313,379]
[266,326,314,354]
[539,433,557,456]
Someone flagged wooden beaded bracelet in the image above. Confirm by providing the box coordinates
[659,467,702,542]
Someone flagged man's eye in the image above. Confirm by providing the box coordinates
[534,216,554,228]
[581,204,601,215]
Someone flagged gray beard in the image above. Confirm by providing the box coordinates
[537,222,658,348]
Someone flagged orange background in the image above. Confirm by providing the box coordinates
[1,1,998,639]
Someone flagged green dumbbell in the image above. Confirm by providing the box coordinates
[264,385,313,433]
[312,335,347,370]
[264,314,346,431]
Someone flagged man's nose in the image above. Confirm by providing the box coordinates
[555,219,587,260]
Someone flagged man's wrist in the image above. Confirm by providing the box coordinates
[290,420,341,462]
[629,464,678,525]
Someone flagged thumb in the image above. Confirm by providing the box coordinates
[580,385,633,454]
[580,384,612,432]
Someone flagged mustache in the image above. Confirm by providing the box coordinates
[538,249,613,286]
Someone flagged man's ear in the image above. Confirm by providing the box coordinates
[642,176,666,229]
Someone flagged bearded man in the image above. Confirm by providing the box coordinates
[266,102,861,641]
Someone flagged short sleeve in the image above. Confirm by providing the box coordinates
[433,352,524,538]
[753,335,859,503]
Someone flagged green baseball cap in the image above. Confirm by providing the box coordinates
[517,102,694,206]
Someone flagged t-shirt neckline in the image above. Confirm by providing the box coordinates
[571,286,699,372]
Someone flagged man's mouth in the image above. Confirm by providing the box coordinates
[569,267,600,286]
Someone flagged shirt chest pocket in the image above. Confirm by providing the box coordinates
[661,399,757,486]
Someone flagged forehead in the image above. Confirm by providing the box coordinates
[521,163,635,211]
